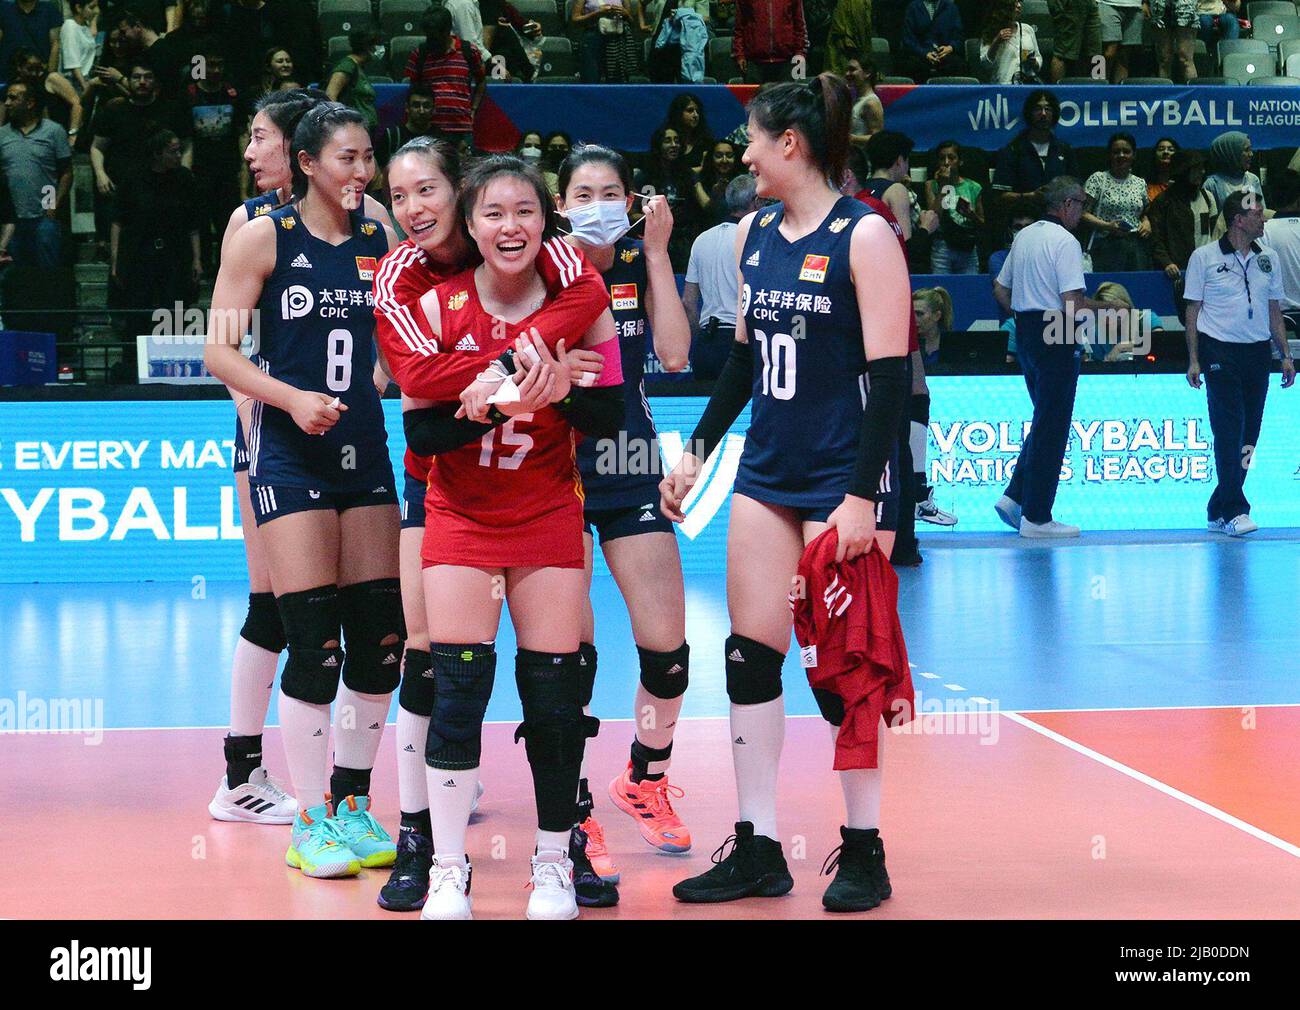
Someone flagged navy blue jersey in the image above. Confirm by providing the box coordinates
[576,237,662,511]
[734,195,873,509]
[246,204,393,492]
[243,192,280,220]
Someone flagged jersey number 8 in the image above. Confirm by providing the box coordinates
[326,329,353,392]
[753,329,796,401]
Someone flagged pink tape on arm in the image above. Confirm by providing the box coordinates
[590,335,624,389]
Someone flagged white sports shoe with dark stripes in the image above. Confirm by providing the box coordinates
[209,767,298,824]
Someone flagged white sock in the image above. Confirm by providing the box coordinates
[730,697,785,840]
[536,828,569,855]
[634,685,683,756]
[426,765,478,861]
[910,419,928,483]
[278,692,331,811]
[830,722,882,830]
[229,637,279,737]
[580,704,594,782]
[332,685,391,772]
[395,706,430,816]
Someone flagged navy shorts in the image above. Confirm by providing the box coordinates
[249,480,399,527]
[583,499,675,543]
[756,447,900,532]
[233,418,249,474]
[400,470,428,530]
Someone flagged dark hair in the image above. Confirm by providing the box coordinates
[1222,190,1258,228]
[116,14,145,30]
[843,51,878,88]
[264,46,293,73]
[289,101,369,201]
[2,77,40,111]
[866,130,913,173]
[664,93,712,149]
[934,138,962,161]
[1167,149,1204,192]
[1107,132,1137,153]
[749,73,853,184]
[253,87,328,140]
[1005,197,1036,224]
[1154,136,1181,153]
[698,138,740,191]
[845,144,870,190]
[457,153,561,244]
[1269,168,1300,210]
[558,143,632,199]
[10,47,42,78]
[1022,89,1060,127]
[542,130,573,171]
[422,6,452,44]
[147,129,180,159]
[349,28,380,55]
[981,0,1020,44]
[390,134,463,189]
[406,84,435,106]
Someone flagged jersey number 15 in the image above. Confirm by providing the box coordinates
[479,415,535,470]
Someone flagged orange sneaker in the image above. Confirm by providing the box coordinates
[608,764,692,853]
[580,815,619,883]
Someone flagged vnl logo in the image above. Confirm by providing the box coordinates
[657,432,745,539]
[49,942,151,990]
[967,94,1020,133]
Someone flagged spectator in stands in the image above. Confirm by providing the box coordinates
[1196,0,1240,55]
[684,173,761,379]
[1185,189,1295,536]
[873,0,910,46]
[826,0,874,76]
[1262,169,1300,333]
[91,59,193,199]
[925,139,984,274]
[864,129,938,269]
[570,0,638,82]
[147,0,219,100]
[732,0,809,83]
[991,89,1077,214]
[406,8,484,156]
[693,138,742,222]
[516,129,555,188]
[261,48,296,96]
[109,13,160,65]
[326,29,381,136]
[899,0,966,82]
[662,93,713,170]
[634,123,701,269]
[1098,0,1145,83]
[912,286,953,366]
[1149,150,1218,313]
[543,131,573,177]
[481,0,544,82]
[988,198,1036,283]
[844,52,883,142]
[110,0,179,34]
[449,0,493,64]
[59,0,99,95]
[1089,281,1161,361]
[111,128,200,326]
[1205,130,1263,210]
[1082,132,1151,271]
[184,39,242,272]
[375,86,435,196]
[1046,0,1100,81]
[3,49,81,136]
[1147,137,1179,204]
[0,0,63,84]
[220,0,318,98]
[645,0,709,82]
[1149,0,1198,81]
[980,1,1044,84]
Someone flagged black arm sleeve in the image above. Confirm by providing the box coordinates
[849,356,909,501]
[403,405,498,456]
[687,337,753,460]
[553,386,625,439]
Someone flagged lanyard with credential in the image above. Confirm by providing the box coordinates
[1231,252,1254,319]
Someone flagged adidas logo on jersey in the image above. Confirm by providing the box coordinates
[442,779,457,788]
[455,334,480,351]
[733,736,746,745]
[728,649,744,662]
[323,655,339,667]
[745,250,760,266]
[382,652,398,664]
[368,722,381,730]
[404,743,416,752]
[290,252,312,269]
[313,729,324,737]
[639,511,655,522]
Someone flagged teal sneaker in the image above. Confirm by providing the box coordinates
[285,804,361,879]
[334,794,397,868]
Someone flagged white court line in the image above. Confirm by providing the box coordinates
[1004,710,1300,860]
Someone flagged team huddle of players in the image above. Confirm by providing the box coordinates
[203,74,915,920]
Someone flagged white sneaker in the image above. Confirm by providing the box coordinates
[1207,518,1227,534]
[526,850,579,920]
[1224,514,1259,536]
[994,494,1022,530]
[209,766,298,824]
[420,857,473,920]
[1019,517,1080,539]
[470,779,485,815]
[916,488,958,526]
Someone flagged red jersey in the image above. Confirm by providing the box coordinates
[791,529,914,771]
[854,190,920,355]
[374,236,608,483]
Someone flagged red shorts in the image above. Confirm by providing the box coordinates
[421,499,585,570]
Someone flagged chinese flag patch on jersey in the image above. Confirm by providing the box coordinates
[610,283,638,311]
[799,254,830,283]
[355,256,377,281]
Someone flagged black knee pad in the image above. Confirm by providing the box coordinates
[812,687,845,727]
[425,643,495,770]
[638,641,689,700]
[241,591,287,653]
[911,393,931,426]
[398,648,435,717]
[513,649,599,768]
[277,586,344,705]
[724,634,785,705]
[339,579,405,695]
[577,642,597,708]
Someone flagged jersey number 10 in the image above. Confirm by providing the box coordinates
[753,329,796,401]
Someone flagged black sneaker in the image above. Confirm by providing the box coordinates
[672,821,793,903]
[376,829,433,911]
[821,826,890,913]
[570,824,619,908]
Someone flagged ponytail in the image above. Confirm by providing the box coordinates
[749,72,852,185]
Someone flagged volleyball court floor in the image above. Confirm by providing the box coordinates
[2,529,1298,919]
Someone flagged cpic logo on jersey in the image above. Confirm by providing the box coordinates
[281,285,314,320]
[739,283,751,316]
[798,255,830,283]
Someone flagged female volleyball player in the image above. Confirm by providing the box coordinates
[206,104,403,880]
[659,75,913,912]
[553,144,694,880]
[372,137,611,912]
[391,155,624,920]
[209,89,389,827]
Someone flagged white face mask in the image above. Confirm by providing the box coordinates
[520,146,542,164]
[562,198,632,247]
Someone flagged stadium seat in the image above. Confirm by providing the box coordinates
[1221,51,1274,80]
[368,74,394,85]
[1217,38,1270,59]
[929,75,980,84]
[1020,0,1055,40]
[1059,76,1104,83]
[1192,39,1216,77]
[318,0,373,42]
[707,36,741,81]
[1247,74,1300,84]
[1122,77,1174,84]
[1281,38,1300,71]
[1189,76,1240,84]
[388,34,423,77]
[327,34,350,67]
[1253,13,1300,52]
[879,75,914,84]
[965,39,988,82]
[378,0,431,41]
[538,36,577,79]
[512,0,565,38]
[870,36,893,74]
[1247,1,1298,19]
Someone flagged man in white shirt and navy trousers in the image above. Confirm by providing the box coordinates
[1185,190,1296,537]
[992,176,1108,538]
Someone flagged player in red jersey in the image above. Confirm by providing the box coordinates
[381,154,624,921]
[371,137,611,912]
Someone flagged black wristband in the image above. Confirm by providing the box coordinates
[688,337,753,461]
[849,356,909,501]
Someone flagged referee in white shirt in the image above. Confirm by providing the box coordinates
[992,176,1109,538]
[1185,190,1296,536]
